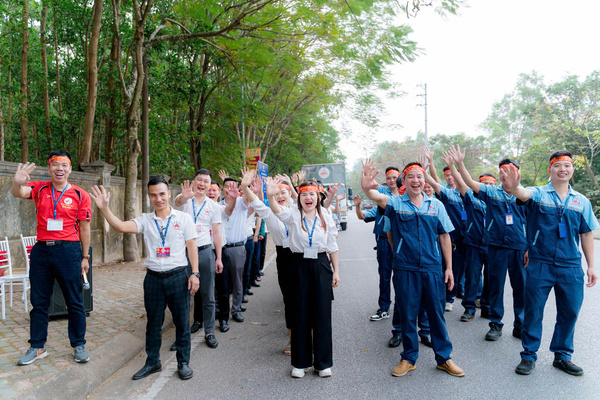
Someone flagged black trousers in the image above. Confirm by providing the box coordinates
[291,252,333,370]
[143,267,190,365]
[275,246,294,329]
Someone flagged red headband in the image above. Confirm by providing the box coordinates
[278,184,291,192]
[549,155,573,167]
[48,156,71,166]
[299,185,318,194]
[399,185,406,195]
[479,176,496,184]
[443,170,452,176]
[403,164,425,177]
[210,184,220,191]
[386,169,399,176]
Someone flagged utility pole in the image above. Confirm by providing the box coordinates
[417,83,428,145]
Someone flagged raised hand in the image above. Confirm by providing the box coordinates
[290,173,298,187]
[218,169,229,182]
[416,154,428,168]
[224,181,239,199]
[328,182,341,195]
[361,158,379,191]
[90,185,111,210]
[422,146,434,162]
[180,180,194,200]
[240,168,256,188]
[353,194,361,206]
[251,175,263,194]
[441,151,454,167]
[448,144,465,163]
[14,162,36,185]
[265,177,282,198]
[502,163,521,191]
[297,170,307,183]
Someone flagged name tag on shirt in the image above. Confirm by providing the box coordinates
[156,247,171,257]
[460,210,468,221]
[282,237,290,248]
[505,214,514,225]
[47,219,64,231]
[558,222,567,239]
[303,247,318,259]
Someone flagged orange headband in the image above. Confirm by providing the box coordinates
[278,184,291,192]
[443,170,452,176]
[403,164,425,177]
[48,155,71,166]
[499,164,518,171]
[210,184,220,191]
[479,176,496,184]
[399,185,406,195]
[386,169,399,176]
[299,185,318,194]
[549,155,573,167]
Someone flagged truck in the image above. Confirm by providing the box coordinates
[301,163,348,231]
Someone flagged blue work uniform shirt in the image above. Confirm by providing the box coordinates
[363,206,390,237]
[439,186,466,241]
[477,184,528,251]
[383,193,454,271]
[520,183,599,268]
[462,188,487,249]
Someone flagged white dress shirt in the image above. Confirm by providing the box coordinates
[274,207,338,254]
[251,198,290,247]
[175,194,221,247]
[220,197,249,244]
[133,208,196,272]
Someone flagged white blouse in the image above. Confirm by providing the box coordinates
[251,198,290,248]
[274,206,338,254]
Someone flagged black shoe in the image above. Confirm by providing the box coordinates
[251,280,260,287]
[553,359,584,376]
[480,308,490,319]
[456,291,464,299]
[240,304,247,312]
[219,320,230,333]
[190,320,202,334]
[132,362,162,380]
[246,289,254,296]
[242,295,249,303]
[169,342,177,351]
[388,335,402,348]
[205,333,218,349]
[512,327,522,339]
[232,312,244,322]
[420,335,432,348]
[515,360,535,375]
[485,323,503,341]
[178,363,194,380]
[260,271,265,276]
[460,311,475,322]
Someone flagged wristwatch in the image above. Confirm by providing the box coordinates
[192,272,200,278]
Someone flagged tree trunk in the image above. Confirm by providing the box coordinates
[20,0,29,162]
[53,4,63,119]
[0,84,4,161]
[105,27,119,164]
[40,1,52,141]
[79,0,103,166]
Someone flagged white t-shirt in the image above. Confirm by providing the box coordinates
[133,208,196,272]
[176,195,222,247]
[220,197,249,244]
[274,207,338,254]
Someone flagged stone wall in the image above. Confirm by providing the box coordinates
[0,161,181,268]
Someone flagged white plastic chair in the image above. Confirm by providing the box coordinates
[0,238,12,318]
[0,236,32,312]
[0,280,5,320]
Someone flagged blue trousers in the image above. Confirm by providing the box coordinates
[446,239,465,303]
[520,261,584,362]
[391,297,430,338]
[394,269,453,365]
[29,242,86,348]
[487,245,526,328]
[462,245,488,313]
[375,236,393,312]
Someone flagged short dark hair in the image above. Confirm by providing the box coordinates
[148,176,169,189]
[48,150,71,161]
[499,158,520,170]
[403,161,424,171]
[210,180,220,188]
[194,168,211,178]
[549,150,572,163]
[479,173,496,179]
[396,176,403,188]
[385,166,400,174]
[223,177,238,185]
[442,166,450,173]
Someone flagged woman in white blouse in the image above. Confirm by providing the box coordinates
[240,169,296,355]
[268,179,340,379]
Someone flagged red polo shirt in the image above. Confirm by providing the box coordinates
[26,181,92,241]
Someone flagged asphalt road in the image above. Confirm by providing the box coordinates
[90,211,600,400]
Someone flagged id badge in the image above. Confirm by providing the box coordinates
[505,214,514,225]
[282,237,290,248]
[303,247,318,259]
[47,219,64,231]
[156,247,171,257]
[558,222,567,239]
[460,210,468,221]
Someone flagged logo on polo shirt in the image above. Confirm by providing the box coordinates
[429,205,435,211]
[64,198,73,205]
[173,222,182,230]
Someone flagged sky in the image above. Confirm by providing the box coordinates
[339,0,600,169]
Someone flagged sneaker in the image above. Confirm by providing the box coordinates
[317,368,332,378]
[512,327,522,339]
[460,311,475,322]
[485,323,502,341]
[74,345,90,363]
[515,360,535,375]
[291,368,305,378]
[445,303,453,312]
[370,310,390,321]
[17,348,47,366]
[553,359,584,376]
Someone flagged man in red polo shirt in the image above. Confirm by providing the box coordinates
[11,151,92,365]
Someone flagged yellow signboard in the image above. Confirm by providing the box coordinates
[245,148,261,167]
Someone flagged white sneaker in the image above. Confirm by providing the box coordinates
[318,368,332,378]
[445,303,453,312]
[291,368,305,378]
[370,310,390,321]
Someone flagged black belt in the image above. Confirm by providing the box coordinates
[225,241,245,248]
[146,266,186,278]
[37,240,78,246]
[198,244,211,251]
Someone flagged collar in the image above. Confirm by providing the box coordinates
[548,182,573,197]
[153,206,174,220]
